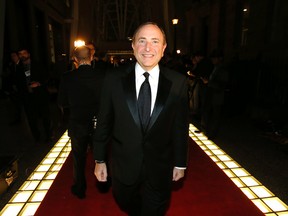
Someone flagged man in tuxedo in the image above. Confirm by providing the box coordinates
[58,46,106,198]
[93,22,189,215]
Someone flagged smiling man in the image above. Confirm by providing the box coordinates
[93,22,189,215]
[131,23,167,71]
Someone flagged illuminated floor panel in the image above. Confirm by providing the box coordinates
[1,126,288,215]
[0,131,71,216]
[189,124,288,215]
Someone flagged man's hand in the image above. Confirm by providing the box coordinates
[201,77,209,84]
[172,167,185,181]
[94,163,108,182]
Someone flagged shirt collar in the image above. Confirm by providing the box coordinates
[135,63,159,81]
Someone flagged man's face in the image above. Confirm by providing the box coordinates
[132,24,166,71]
[195,56,204,63]
[18,50,30,62]
[11,53,19,64]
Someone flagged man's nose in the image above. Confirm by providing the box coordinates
[145,42,152,51]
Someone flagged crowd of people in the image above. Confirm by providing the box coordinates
[185,49,229,139]
[159,48,229,139]
[1,22,230,215]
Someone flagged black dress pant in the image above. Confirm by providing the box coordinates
[69,123,92,193]
[112,164,171,216]
[22,90,51,141]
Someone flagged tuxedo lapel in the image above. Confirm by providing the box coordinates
[148,70,172,131]
[122,66,172,133]
[122,69,142,129]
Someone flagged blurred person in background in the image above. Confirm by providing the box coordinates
[58,45,106,199]
[200,49,229,139]
[11,48,52,143]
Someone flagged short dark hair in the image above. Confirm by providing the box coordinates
[86,41,96,50]
[193,50,205,57]
[17,48,30,53]
[209,49,224,58]
[132,22,167,45]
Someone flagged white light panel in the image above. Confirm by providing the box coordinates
[189,124,288,215]
[1,126,288,215]
[0,131,71,216]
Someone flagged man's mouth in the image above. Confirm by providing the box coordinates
[142,54,154,58]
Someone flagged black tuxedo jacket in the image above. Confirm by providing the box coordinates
[93,63,189,188]
[58,65,105,124]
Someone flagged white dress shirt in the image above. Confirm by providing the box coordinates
[94,63,186,172]
[134,63,186,170]
[135,63,159,115]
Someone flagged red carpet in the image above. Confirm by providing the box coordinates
[35,139,264,216]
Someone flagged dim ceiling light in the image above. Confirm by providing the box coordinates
[74,40,85,47]
[172,19,178,25]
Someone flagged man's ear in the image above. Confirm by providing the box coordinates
[73,56,79,63]
[161,44,167,57]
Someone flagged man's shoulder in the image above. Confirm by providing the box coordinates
[60,69,78,82]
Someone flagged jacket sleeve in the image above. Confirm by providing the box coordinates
[93,72,114,161]
[172,76,189,167]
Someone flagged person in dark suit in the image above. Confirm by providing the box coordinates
[201,49,229,139]
[93,22,189,215]
[58,46,105,199]
[11,48,51,142]
[3,51,22,124]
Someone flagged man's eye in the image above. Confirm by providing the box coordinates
[138,39,145,44]
[152,40,159,44]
